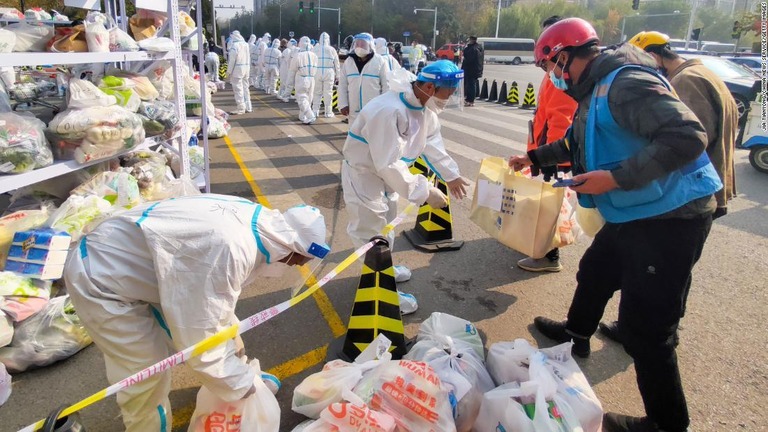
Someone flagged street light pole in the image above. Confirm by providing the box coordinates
[414,8,438,50]
[371,0,375,35]
[495,0,501,38]
[685,0,699,49]
[318,7,342,46]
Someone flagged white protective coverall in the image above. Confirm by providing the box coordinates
[262,39,282,95]
[341,73,460,249]
[278,39,297,101]
[249,37,262,88]
[374,37,399,74]
[338,39,389,126]
[290,36,318,124]
[248,35,259,87]
[64,195,328,432]
[226,31,252,113]
[257,33,271,89]
[312,32,340,118]
[204,51,220,83]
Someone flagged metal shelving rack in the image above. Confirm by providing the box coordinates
[0,0,211,195]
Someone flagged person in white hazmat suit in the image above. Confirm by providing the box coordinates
[204,48,220,83]
[312,32,340,118]
[374,37,399,73]
[257,33,271,90]
[338,33,389,126]
[278,39,297,102]
[226,31,252,115]
[248,35,260,88]
[63,195,331,432]
[262,39,282,95]
[290,36,319,124]
[342,61,470,293]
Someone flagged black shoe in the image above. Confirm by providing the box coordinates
[599,320,624,344]
[533,316,591,358]
[602,412,659,432]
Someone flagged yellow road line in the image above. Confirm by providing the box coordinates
[222,135,271,208]
[266,344,328,379]
[311,289,348,338]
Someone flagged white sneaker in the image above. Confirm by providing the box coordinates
[325,112,336,118]
[229,110,245,115]
[394,265,412,283]
[398,291,418,315]
[245,108,253,113]
[260,372,281,395]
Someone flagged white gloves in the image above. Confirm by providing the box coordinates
[426,186,449,209]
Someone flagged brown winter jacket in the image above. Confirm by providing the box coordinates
[668,59,738,209]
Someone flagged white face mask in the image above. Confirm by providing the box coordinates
[426,96,449,114]
[354,47,370,57]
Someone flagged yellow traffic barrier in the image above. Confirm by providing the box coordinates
[521,82,537,109]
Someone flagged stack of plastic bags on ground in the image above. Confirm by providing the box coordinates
[290,313,603,431]
[292,333,457,432]
[477,339,603,432]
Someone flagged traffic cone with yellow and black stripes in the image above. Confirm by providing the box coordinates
[506,81,520,106]
[327,236,407,362]
[521,82,537,109]
[403,157,464,252]
[218,56,227,81]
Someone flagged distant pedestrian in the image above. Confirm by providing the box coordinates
[453,44,461,65]
[461,36,483,107]
[392,43,403,66]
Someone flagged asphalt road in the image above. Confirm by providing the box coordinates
[3,64,767,432]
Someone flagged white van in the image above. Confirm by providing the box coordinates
[477,37,536,65]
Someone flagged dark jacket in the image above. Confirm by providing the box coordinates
[461,42,484,78]
[528,44,715,219]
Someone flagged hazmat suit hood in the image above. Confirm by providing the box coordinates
[299,36,311,51]
[262,32,271,44]
[255,205,329,262]
[319,32,331,46]
[289,38,297,47]
[272,39,281,49]
[374,37,388,55]
[230,31,245,43]
[248,34,257,44]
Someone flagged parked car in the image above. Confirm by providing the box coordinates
[724,56,762,74]
[682,54,760,124]
[436,43,464,61]
[740,100,768,173]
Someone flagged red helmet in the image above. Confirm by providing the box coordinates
[534,18,599,67]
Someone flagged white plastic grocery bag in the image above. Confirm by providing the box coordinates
[353,360,457,432]
[417,312,484,360]
[472,382,535,432]
[486,338,537,386]
[292,359,382,419]
[404,338,495,432]
[308,390,396,432]
[529,345,603,432]
[188,359,280,432]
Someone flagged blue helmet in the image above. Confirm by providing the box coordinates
[417,60,464,88]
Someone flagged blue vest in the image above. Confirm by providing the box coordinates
[581,65,722,223]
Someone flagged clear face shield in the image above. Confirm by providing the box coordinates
[288,242,331,297]
[417,68,465,113]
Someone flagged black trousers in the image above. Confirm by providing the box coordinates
[465,77,478,103]
[565,216,712,432]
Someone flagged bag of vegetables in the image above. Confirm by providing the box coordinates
[0,113,53,174]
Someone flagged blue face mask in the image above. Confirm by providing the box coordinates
[548,56,569,91]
